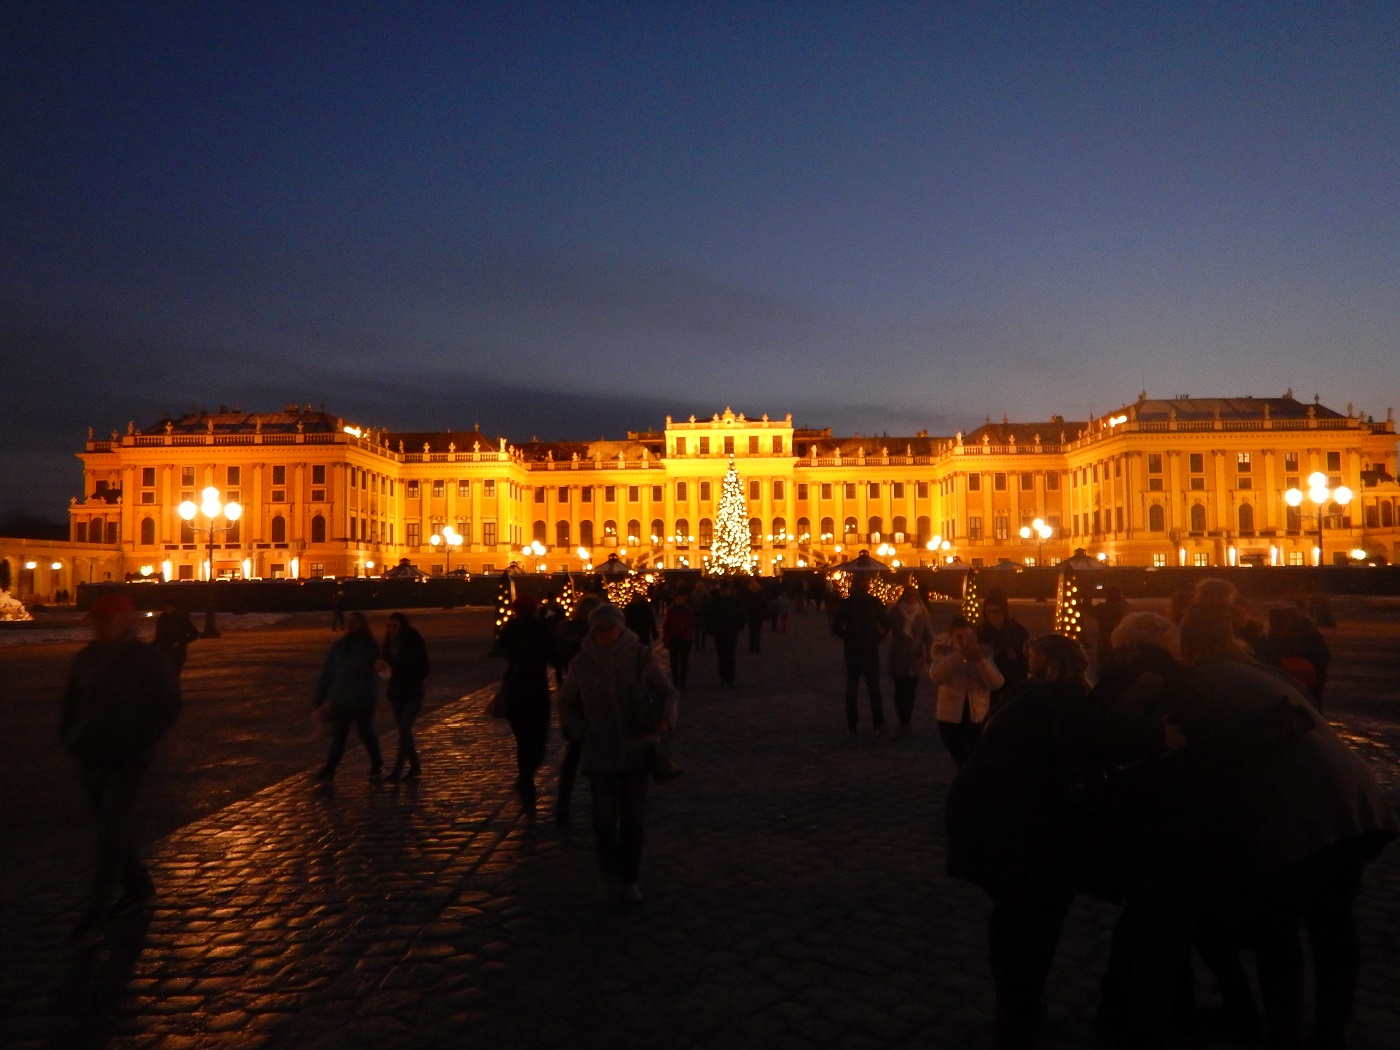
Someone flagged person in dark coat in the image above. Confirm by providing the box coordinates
[661,590,697,688]
[743,581,768,653]
[947,633,1172,1049]
[61,594,181,935]
[1088,612,1252,1047]
[313,610,384,780]
[330,588,347,630]
[977,588,1030,714]
[1089,585,1131,669]
[1177,602,1397,1050]
[496,596,555,819]
[831,575,890,735]
[557,604,679,903]
[381,612,430,781]
[690,583,710,651]
[704,580,747,687]
[1268,604,1331,710]
[623,593,657,646]
[552,595,603,824]
[886,585,933,731]
[153,602,201,675]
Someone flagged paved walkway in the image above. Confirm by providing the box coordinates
[4,610,1398,1048]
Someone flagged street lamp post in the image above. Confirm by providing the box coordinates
[1284,472,1353,567]
[178,486,242,637]
[1019,518,1053,565]
[429,525,463,574]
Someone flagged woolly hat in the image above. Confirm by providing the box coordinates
[587,604,626,632]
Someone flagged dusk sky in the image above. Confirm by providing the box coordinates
[4,2,1398,520]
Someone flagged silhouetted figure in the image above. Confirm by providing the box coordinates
[314,611,383,779]
[887,586,932,731]
[977,588,1030,714]
[330,589,347,630]
[153,602,200,675]
[61,594,181,937]
[1268,605,1331,710]
[662,591,696,688]
[705,581,747,687]
[947,634,1169,1050]
[832,575,889,735]
[743,581,768,653]
[552,595,603,824]
[623,593,657,646]
[497,596,554,818]
[382,612,429,781]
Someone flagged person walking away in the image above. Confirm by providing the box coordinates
[930,616,1004,766]
[1177,602,1398,1050]
[832,575,890,736]
[661,590,696,688]
[623,592,657,646]
[772,591,793,633]
[887,585,933,732]
[743,581,768,653]
[313,611,384,779]
[61,594,181,936]
[496,596,554,818]
[977,588,1030,714]
[330,589,347,630]
[557,604,679,903]
[947,634,1174,1050]
[705,581,747,688]
[382,612,429,781]
[153,602,200,676]
[552,595,603,824]
[690,583,710,652]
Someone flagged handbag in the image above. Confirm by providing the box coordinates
[636,649,683,784]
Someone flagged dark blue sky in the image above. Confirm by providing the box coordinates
[4,2,1398,519]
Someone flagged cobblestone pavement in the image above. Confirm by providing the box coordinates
[3,606,1398,1049]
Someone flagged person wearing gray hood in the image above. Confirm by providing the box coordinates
[557,604,679,903]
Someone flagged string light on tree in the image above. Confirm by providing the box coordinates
[704,458,756,577]
[492,571,516,646]
[961,570,983,624]
[1054,571,1084,639]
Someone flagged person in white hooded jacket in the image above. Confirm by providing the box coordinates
[929,615,1005,768]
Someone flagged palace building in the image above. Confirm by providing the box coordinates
[65,393,1400,583]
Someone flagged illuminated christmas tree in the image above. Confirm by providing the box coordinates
[1054,571,1084,639]
[704,459,756,576]
[961,570,983,623]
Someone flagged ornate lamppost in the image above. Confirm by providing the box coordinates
[1019,518,1053,565]
[178,487,242,637]
[1284,472,1353,567]
[429,525,462,574]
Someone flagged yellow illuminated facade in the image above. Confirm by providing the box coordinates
[67,395,1400,581]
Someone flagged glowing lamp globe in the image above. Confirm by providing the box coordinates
[224,502,241,521]
[178,501,197,520]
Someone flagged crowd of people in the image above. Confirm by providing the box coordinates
[58,572,1396,1049]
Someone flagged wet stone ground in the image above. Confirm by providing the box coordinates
[1,600,1397,1048]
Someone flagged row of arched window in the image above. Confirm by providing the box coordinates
[133,515,328,545]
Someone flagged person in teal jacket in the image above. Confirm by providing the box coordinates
[314,610,384,779]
